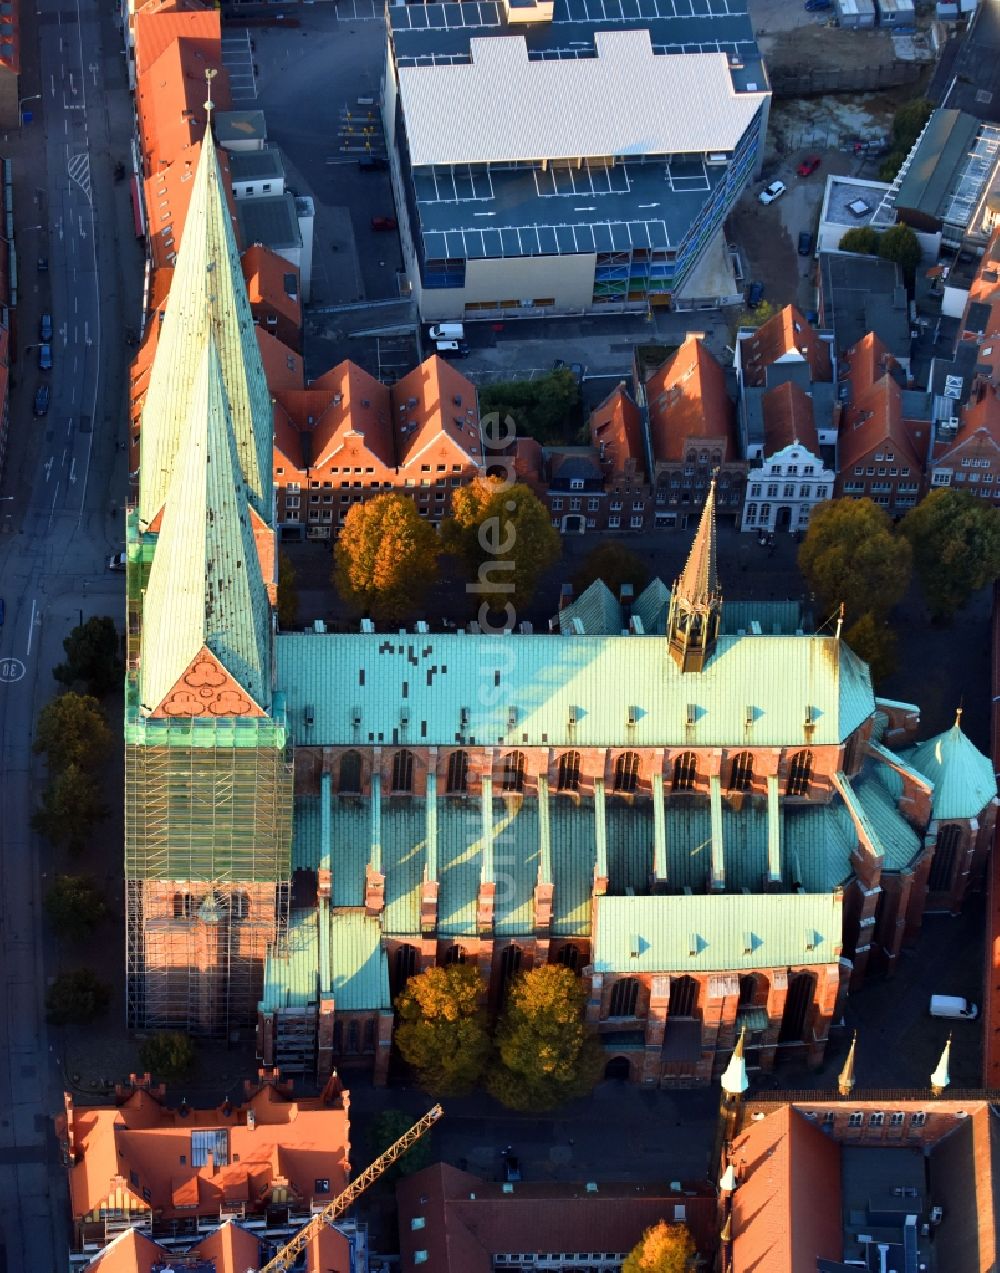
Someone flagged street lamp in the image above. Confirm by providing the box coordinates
[0,227,42,246]
[18,93,40,121]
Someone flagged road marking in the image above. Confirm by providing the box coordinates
[68,458,76,484]
[26,600,37,657]
[43,456,53,483]
[0,657,25,683]
[74,296,78,314]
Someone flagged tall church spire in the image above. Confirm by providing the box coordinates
[140,336,272,717]
[138,71,273,529]
[667,479,722,673]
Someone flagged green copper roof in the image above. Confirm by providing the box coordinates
[906,719,997,822]
[330,911,391,1010]
[140,339,272,713]
[561,577,804,638]
[852,765,922,870]
[139,137,273,525]
[276,629,874,748]
[260,908,318,1012]
[593,892,843,973]
[260,908,391,1013]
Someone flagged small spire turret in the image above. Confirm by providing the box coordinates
[667,478,722,673]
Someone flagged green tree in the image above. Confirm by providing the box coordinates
[442,477,560,616]
[622,1221,697,1273]
[333,494,440,622]
[394,964,490,1095]
[33,763,110,851]
[479,369,581,445]
[139,1031,197,1081]
[45,968,111,1026]
[366,1109,434,1179]
[798,498,911,624]
[880,97,933,182]
[487,965,603,1111]
[33,692,111,773]
[878,223,922,287]
[277,549,299,629]
[901,489,1000,620]
[573,542,650,599]
[43,874,108,941]
[844,611,898,684]
[53,616,123,696]
[838,226,880,256]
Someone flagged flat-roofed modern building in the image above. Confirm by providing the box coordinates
[383,0,771,320]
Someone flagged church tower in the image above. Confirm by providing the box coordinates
[667,479,722,673]
[125,76,292,1035]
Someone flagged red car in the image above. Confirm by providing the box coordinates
[797,155,821,177]
[371,216,398,231]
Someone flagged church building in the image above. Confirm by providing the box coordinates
[125,91,998,1089]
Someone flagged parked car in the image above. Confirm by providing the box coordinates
[38,343,52,370]
[553,358,585,383]
[370,215,397,231]
[40,312,52,342]
[358,154,389,172]
[798,231,813,257]
[33,384,50,417]
[37,255,47,272]
[107,551,126,572]
[758,180,786,205]
[797,155,821,177]
[854,137,889,156]
[746,281,764,308]
[436,340,471,359]
[929,994,978,1020]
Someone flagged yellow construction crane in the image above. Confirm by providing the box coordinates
[257,1103,444,1273]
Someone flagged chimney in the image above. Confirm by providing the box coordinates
[558,582,574,611]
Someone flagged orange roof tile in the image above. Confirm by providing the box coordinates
[398,1165,716,1272]
[739,304,832,389]
[761,380,820,457]
[838,374,921,473]
[133,2,221,77]
[589,383,646,478]
[61,1078,350,1225]
[86,1228,163,1273]
[243,242,302,333]
[730,1105,842,1273]
[392,355,481,468]
[257,327,304,391]
[137,38,230,175]
[646,336,736,463]
[274,361,393,470]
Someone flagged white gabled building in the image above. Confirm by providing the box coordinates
[741,379,835,533]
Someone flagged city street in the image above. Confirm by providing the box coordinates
[0,0,140,1264]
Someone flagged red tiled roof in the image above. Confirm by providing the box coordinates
[397,1164,716,1272]
[392,355,481,468]
[133,1,220,77]
[730,1105,842,1273]
[257,326,304,391]
[646,336,736,463]
[761,380,821,458]
[243,243,302,334]
[739,305,832,389]
[137,37,230,176]
[59,1078,350,1225]
[837,331,923,473]
[589,383,646,478]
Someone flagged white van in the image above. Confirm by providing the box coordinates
[428,322,464,341]
[929,994,978,1020]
